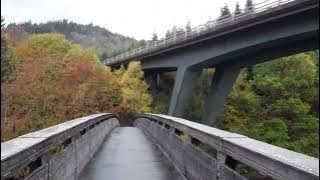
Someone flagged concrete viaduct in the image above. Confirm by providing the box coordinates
[104,0,319,125]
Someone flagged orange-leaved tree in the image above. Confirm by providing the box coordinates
[3,33,123,140]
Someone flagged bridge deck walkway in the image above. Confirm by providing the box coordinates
[79,127,182,180]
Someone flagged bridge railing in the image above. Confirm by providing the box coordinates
[1,113,119,180]
[104,0,298,65]
[134,113,319,180]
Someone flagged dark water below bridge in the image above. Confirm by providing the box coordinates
[79,127,183,180]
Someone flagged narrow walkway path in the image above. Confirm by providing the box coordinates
[79,127,182,180]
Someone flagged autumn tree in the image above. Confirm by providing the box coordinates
[119,61,152,122]
[3,31,154,140]
[3,33,121,139]
[26,33,72,59]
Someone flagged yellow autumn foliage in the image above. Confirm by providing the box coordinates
[120,61,152,113]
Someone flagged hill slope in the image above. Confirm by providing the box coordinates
[6,20,142,60]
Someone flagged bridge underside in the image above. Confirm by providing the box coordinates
[79,127,182,180]
[139,5,319,125]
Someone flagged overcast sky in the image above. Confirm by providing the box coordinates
[2,0,263,40]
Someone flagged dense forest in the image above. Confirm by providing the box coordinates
[1,0,319,159]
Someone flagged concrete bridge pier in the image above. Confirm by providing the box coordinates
[201,65,241,125]
[168,66,201,117]
[145,70,167,87]
[145,73,157,90]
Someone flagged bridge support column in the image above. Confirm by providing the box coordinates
[168,66,201,117]
[201,66,241,125]
[145,73,157,89]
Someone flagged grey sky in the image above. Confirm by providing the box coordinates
[2,0,263,40]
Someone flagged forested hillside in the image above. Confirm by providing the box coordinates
[5,20,142,60]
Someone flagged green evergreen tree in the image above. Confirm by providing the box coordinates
[1,17,16,141]
[1,17,15,83]
[245,0,254,12]
[171,26,177,36]
[1,17,16,85]
[234,2,242,15]
[246,65,254,81]
[185,21,192,33]
[151,33,158,42]
[100,52,108,61]
[219,4,231,21]
[139,40,146,46]
[165,30,172,38]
